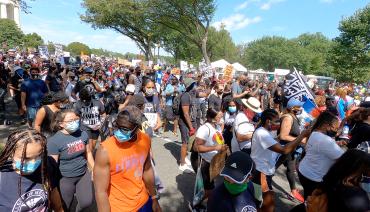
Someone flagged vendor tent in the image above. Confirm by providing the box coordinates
[232,62,248,73]
[211,59,230,69]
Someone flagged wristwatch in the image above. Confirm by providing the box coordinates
[151,194,160,201]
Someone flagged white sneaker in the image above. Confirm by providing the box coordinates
[179,164,194,173]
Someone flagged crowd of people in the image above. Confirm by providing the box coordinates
[0,48,369,212]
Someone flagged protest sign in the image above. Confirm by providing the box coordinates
[144,113,158,128]
[180,60,188,71]
[223,64,234,82]
[132,59,141,67]
[54,44,63,56]
[117,58,125,65]
[38,45,49,57]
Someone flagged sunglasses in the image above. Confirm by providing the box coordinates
[113,121,138,133]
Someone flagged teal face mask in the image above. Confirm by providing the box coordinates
[228,106,237,113]
[14,159,41,174]
[224,180,248,195]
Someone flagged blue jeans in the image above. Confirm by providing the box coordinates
[27,107,39,122]
[138,198,152,212]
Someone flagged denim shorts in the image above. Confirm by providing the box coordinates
[27,107,39,121]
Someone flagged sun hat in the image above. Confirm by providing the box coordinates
[241,97,262,113]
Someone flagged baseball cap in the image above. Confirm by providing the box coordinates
[220,151,254,184]
[287,98,304,109]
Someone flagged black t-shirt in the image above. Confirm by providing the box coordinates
[45,74,62,92]
[0,157,60,212]
[179,91,197,125]
[348,122,370,149]
[208,94,222,112]
[207,182,258,212]
[74,99,105,131]
[47,130,89,177]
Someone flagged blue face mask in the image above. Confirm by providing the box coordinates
[65,120,80,133]
[114,129,134,143]
[15,159,41,174]
[228,106,237,113]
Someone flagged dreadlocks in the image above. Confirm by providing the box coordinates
[0,130,51,208]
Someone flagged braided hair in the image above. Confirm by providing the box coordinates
[0,130,51,208]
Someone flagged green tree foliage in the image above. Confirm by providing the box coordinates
[152,0,216,64]
[207,25,238,63]
[0,19,24,48]
[66,42,91,56]
[293,33,333,76]
[90,48,125,58]
[329,4,370,83]
[23,32,44,48]
[81,0,159,60]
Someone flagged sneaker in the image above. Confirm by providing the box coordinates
[291,189,304,203]
[179,164,194,173]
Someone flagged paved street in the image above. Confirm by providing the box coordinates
[0,100,303,212]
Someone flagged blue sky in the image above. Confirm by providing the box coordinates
[20,0,369,54]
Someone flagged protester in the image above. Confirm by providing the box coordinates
[9,66,28,123]
[74,87,106,149]
[231,97,262,154]
[298,111,344,199]
[71,66,104,100]
[207,151,259,212]
[232,74,249,99]
[251,109,311,212]
[34,91,68,137]
[291,149,370,212]
[162,75,181,135]
[45,66,62,92]
[140,78,162,134]
[94,106,161,212]
[221,97,238,150]
[208,84,224,111]
[21,67,49,128]
[178,78,198,173]
[193,108,227,199]
[276,98,305,202]
[347,107,370,149]
[48,109,95,211]
[0,130,63,212]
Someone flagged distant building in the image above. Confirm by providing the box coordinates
[0,0,20,26]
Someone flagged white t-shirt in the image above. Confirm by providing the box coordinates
[231,112,255,152]
[196,123,225,163]
[299,132,344,182]
[251,127,279,176]
[65,81,76,103]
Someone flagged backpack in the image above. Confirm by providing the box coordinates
[172,93,183,115]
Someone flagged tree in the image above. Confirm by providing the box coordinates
[23,32,44,48]
[66,42,91,56]
[207,25,238,63]
[241,36,303,71]
[81,0,159,60]
[329,4,370,82]
[293,33,334,76]
[152,0,216,65]
[0,19,24,48]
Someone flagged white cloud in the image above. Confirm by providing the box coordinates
[235,0,260,11]
[260,0,286,10]
[212,14,262,31]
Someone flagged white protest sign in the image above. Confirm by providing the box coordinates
[144,113,158,128]
[38,45,49,57]
[54,44,63,56]
[180,60,188,71]
[63,52,70,57]
[132,59,142,67]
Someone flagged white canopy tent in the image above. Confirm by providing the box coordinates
[232,62,248,73]
[211,59,230,69]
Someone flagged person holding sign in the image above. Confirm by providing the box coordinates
[139,79,162,136]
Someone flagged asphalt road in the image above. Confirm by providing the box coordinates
[0,99,302,212]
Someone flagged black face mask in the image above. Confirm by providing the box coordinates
[326,130,337,137]
[31,74,39,79]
